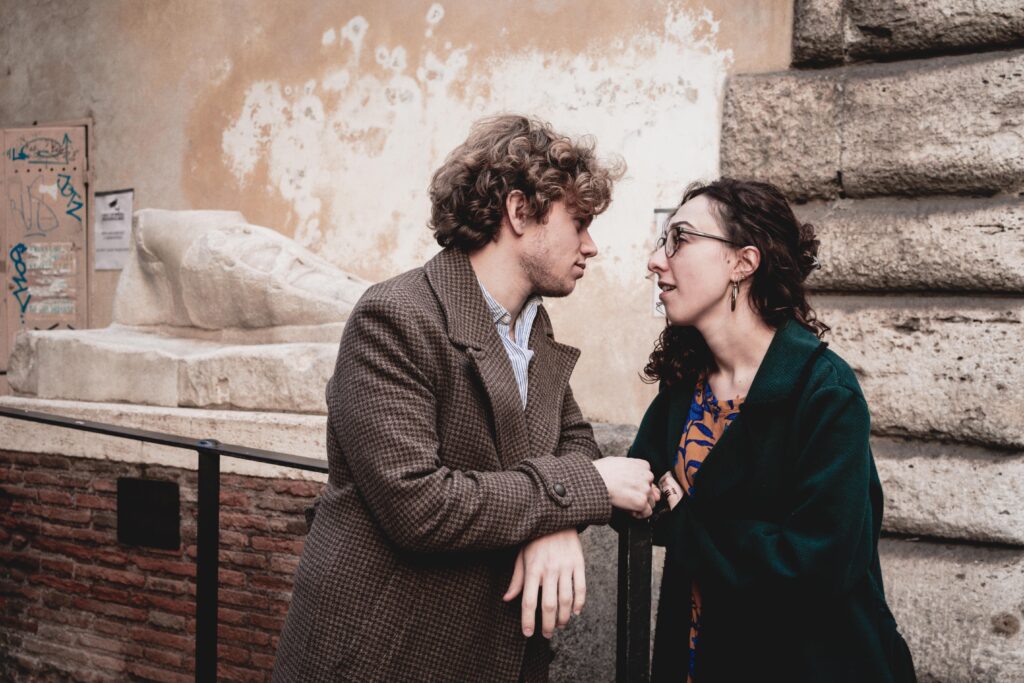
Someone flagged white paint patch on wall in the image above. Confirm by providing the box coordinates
[220,4,732,282]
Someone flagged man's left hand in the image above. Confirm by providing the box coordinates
[502,528,585,639]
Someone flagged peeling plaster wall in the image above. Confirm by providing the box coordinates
[0,0,793,425]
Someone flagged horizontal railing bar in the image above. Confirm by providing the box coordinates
[0,406,329,473]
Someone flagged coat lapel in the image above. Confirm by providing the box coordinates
[692,320,828,503]
[424,248,531,468]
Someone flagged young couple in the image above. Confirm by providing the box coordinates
[273,115,916,682]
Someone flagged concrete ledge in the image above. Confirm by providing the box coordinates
[818,295,1024,449]
[722,51,1024,199]
[793,0,1024,66]
[881,538,1024,683]
[799,197,1024,292]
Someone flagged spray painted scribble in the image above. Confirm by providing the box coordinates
[5,134,76,165]
[9,243,31,321]
[8,177,60,237]
[221,4,732,280]
[57,173,84,223]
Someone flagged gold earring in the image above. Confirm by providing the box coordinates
[730,280,739,312]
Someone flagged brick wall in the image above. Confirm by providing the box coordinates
[0,450,324,682]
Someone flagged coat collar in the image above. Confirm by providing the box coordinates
[423,248,581,468]
[743,319,828,408]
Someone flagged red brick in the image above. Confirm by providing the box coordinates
[146,594,195,616]
[92,479,119,493]
[39,557,75,576]
[218,530,251,548]
[28,574,89,594]
[0,484,37,500]
[39,522,111,544]
[146,576,190,595]
[27,503,92,524]
[250,651,277,670]
[247,613,284,632]
[129,626,190,651]
[88,652,129,674]
[91,584,149,609]
[220,624,271,647]
[217,662,264,683]
[269,556,300,575]
[76,494,117,510]
[221,512,269,532]
[71,596,147,622]
[220,550,267,570]
[250,574,292,591]
[217,642,251,665]
[0,550,41,573]
[218,607,248,626]
[22,636,91,663]
[32,537,127,566]
[218,568,246,587]
[250,536,303,554]
[27,605,91,628]
[219,589,267,610]
[37,489,73,505]
[38,454,71,470]
[254,496,309,513]
[271,480,321,497]
[148,610,187,631]
[76,564,146,588]
[142,646,185,669]
[93,617,131,639]
[134,556,196,577]
[126,662,192,683]
[77,632,126,655]
[219,490,250,507]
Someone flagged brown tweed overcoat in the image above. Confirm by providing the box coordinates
[272,248,613,682]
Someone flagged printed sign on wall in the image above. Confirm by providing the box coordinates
[94,189,133,271]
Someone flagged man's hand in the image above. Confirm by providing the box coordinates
[593,456,660,517]
[502,529,585,639]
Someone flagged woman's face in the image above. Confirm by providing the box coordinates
[647,195,737,328]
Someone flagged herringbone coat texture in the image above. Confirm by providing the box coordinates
[272,248,612,682]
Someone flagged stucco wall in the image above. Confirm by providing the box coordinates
[0,0,793,425]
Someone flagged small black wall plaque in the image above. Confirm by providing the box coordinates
[117,477,181,550]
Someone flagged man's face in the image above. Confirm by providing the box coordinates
[519,201,599,297]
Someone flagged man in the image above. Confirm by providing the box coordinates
[273,115,658,682]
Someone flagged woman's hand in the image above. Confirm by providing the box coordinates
[502,529,585,638]
[659,471,683,510]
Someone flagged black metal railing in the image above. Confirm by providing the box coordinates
[0,405,654,683]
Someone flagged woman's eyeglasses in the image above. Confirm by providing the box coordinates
[655,222,739,258]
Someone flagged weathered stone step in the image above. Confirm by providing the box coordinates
[816,295,1023,449]
[796,197,1024,292]
[880,538,1024,683]
[721,50,1024,200]
[794,0,1024,66]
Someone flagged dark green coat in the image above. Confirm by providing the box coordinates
[628,320,916,682]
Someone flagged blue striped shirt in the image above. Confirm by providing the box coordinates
[477,281,541,408]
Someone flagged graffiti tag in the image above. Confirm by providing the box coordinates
[5,134,74,165]
[9,243,31,321]
[8,177,60,237]
[57,173,83,223]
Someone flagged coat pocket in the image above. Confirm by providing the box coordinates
[330,564,407,681]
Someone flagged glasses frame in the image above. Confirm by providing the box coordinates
[656,221,739,258]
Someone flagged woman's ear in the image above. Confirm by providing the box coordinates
[505,190,527,236]
[734,245,761,281]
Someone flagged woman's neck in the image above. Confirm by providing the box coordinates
[697,302,776,400]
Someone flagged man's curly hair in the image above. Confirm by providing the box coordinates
[428,114,624,251]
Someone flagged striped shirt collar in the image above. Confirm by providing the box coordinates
[476,281,542,332]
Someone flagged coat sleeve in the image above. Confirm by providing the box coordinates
[329,294,612,553]
[663,384,874,602]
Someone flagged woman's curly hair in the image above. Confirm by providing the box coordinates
[428,114,625,251]
[644,178,829,389]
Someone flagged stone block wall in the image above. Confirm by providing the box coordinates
[0,450,323,682]
[722,2,1024,680]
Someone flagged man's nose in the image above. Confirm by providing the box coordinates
[581,229,598,258]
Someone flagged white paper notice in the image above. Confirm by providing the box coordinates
[94,189,133,270]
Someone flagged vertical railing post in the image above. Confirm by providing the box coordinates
[195,440,221,683]
[616,520,653,683]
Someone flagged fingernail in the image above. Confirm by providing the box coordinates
[524,628,533,637]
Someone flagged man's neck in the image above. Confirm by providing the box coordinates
[468,244,531,321]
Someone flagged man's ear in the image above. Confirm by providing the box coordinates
[734,245,761,281]
[505,190,528,236]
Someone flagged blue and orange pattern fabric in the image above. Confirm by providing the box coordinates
[673,378,744,683]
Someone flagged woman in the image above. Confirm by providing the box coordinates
[630,178,916,682]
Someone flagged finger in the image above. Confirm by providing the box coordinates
[572,563,586,615]
[503,550,525,601]
[638,502,654,519]
[652,483,662,501]
[521,567,540,637]
[557,568,573,628]
[541,572,558,638]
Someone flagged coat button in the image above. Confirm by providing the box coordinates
[553,483,567,497]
